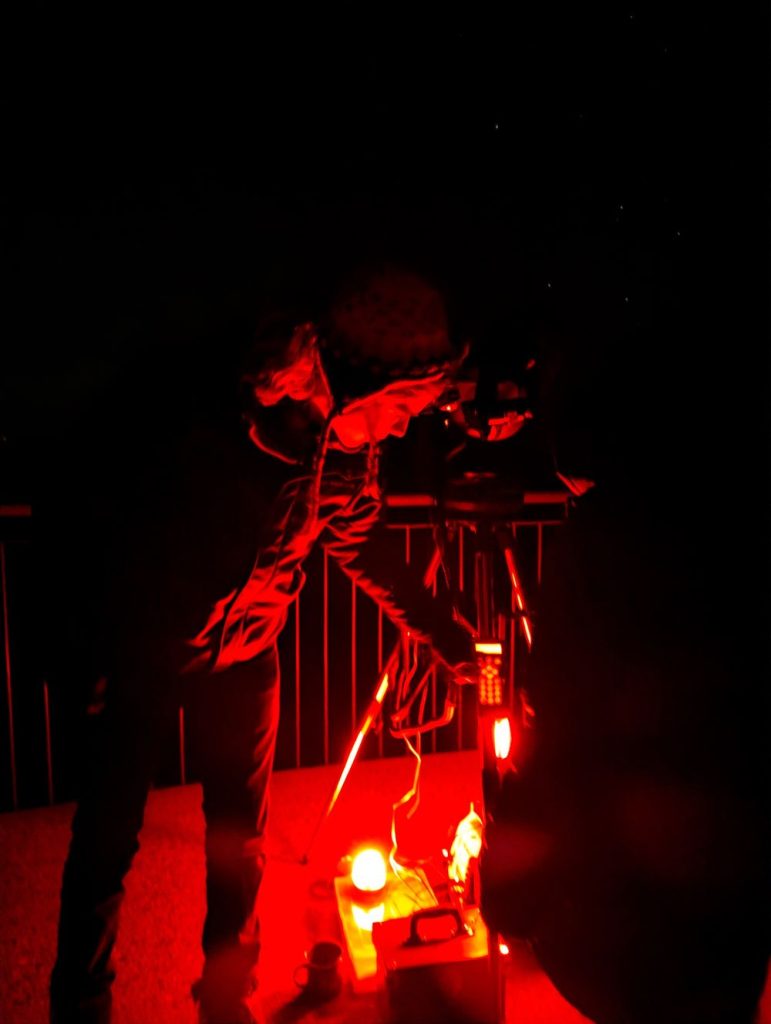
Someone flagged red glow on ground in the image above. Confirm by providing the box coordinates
[0,752,657,1023]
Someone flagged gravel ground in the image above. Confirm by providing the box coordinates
[4,751,765,1023]
[0,751,579,1024]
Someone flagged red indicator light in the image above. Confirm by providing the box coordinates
[493,717,513,760]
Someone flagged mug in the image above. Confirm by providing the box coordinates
[293,939,343,1001]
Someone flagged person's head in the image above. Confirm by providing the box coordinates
[317,264,464,445]
[241,264,466,448]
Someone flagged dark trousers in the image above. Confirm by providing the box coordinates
[50,646,280,1023]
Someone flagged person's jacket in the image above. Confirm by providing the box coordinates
[183,395,474,674]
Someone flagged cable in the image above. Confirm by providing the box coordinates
[387,733,436,908]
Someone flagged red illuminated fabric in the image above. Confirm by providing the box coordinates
[243,357,447,462]
[247,323,327,408]
[185,451,473,674]
[188,307,472,675]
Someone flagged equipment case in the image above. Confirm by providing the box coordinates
[372,906,504,1024]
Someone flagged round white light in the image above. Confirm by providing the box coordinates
[351,848,387,893]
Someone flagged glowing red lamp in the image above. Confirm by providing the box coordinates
[492,716,513,761]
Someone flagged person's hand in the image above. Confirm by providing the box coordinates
[556,471,595,497]
[452,661,478,686]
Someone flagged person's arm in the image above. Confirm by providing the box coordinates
[321,491,475,670]
[184,469,319,672]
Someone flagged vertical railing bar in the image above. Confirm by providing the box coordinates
[351,579,357,732]
[43,681,54,805]
[1,543,18,810]
[404,526,411,751]
[509,584,516,698]
[295,594,301,769]
[457,680,464,750]
[178,706,187,786]
[377,607,384,757]
[323,548,330,765]
[537,523,543,585]
[431,571,437,753]
[456,528,465,750]
[458,527,464,592]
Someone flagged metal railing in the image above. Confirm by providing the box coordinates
[1,495,569,811]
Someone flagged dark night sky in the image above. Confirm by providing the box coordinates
[1,10,767,503]
[2,15,769,1016]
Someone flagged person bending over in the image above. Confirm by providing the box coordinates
[50,266,476,1024]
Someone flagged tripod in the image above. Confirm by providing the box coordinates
[470,522,536,823]
[299,506,538,861]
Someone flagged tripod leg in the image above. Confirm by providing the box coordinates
[299,648,399,863]
[472,536,507,821]
[496,527,533,650]
[300,540,449,862]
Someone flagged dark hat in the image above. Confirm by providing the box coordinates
[318,266,463,403]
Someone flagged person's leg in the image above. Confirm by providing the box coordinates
[50,676,165,1024]
[191,647,280,1022]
